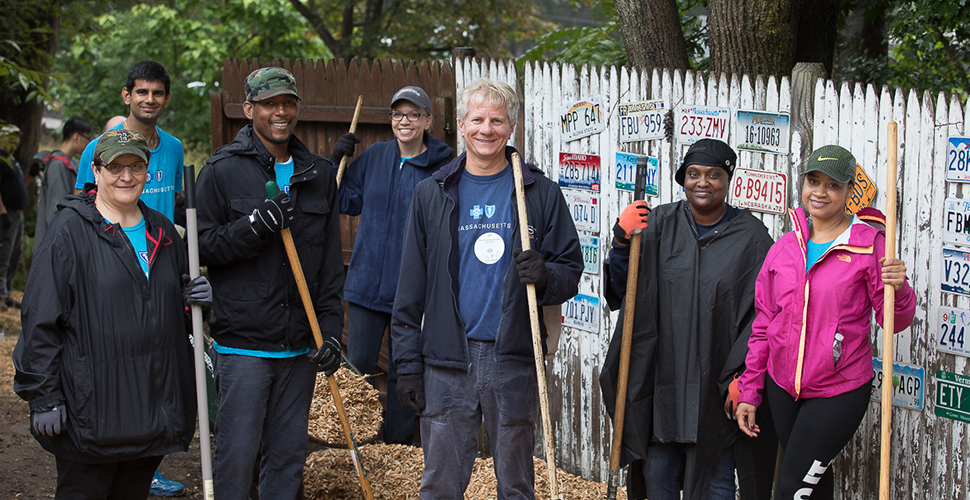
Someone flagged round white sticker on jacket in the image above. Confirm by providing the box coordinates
[474,232,505,265]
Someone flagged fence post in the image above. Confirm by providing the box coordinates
[788,62,827,227]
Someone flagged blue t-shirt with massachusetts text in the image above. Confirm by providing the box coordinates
[76,122,184,222]
[276,157,294,195]
[119,217,149,279]
[457,165,515,341]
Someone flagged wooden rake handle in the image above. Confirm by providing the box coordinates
[511,153,562,500]
[267,181,375,500]
[335,95,365,189]
[879,121,898,500]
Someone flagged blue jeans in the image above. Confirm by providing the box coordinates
[641,442,736,500]
[420,340,538,500]
[347,302,415,444]
[212,353,316,500]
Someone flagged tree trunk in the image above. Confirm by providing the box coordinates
[795,0,843,77]
[616,0,690,71]
[708,0,804,78]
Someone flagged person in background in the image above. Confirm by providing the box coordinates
[104,115,126,132]
[74,61,183,225]
[601,139,778,500]
[0,123,27,311]
[34,117,93,246]
[196,66,344,499]
[328,85,454,445]
[13,129,210,499]
[736,145,916,499]
[391,78,583,499]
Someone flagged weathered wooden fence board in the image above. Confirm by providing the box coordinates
[453,56,969,498]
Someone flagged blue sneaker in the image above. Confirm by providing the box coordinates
[150,471,186,497]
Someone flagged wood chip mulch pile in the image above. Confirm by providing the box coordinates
[304,443,627,500]
[307,367,383,447]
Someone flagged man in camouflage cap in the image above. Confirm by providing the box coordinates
[196,66,344,499]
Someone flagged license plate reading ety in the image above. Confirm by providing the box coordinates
[941,247,970,296]
[944,197,970,246]
[936,370,970,423]
[675,105,730,144]
[564,189,599,233]
[947,137,970,182]
[562,294,600,333]
[615,152,659,196]
[735,110,790,155]
[871,358,924,411]
[561,99,607,142]
[558,152,601,191]
[618,100,666,143]
[579,234,600,274]
[729,167,788,214]
[937,306,970,357]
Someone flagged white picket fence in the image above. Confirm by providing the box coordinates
[454,57,969,499]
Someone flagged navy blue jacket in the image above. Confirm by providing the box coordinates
[337,131,453,312]
[391,147,582,374]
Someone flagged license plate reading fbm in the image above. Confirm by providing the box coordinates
[941,247,970,296]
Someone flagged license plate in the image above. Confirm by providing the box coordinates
[579,234,600,274]
[560,99,607,142]
[735,110,790,155]
[936,306,970,357]
[618,100,666,143]
[943,197,970,246]
[562,294,600,333]
[674,105,730,144]
[871,358,925,411]
[844,164,876,215]
[729,167,788,214]
[936,370,970,423]
[564,189,599,233]
[941,247,970,296]
[615,152,659,196]
[946,137,970,182]
[558,152,601,191]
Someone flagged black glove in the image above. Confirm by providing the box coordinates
[249,192,294,238]
[513,248,548,289]
[330,132,361,164]
[181,274,212,308]
[32,405,65,436]
[307,336,341,375]
[396,373,425,414]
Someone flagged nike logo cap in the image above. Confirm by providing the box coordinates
[803,144,856,184]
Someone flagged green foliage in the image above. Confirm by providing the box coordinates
[0,0,59,105]
[54,0,330,150]
[885,0,970,99]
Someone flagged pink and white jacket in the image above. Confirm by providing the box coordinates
[738,207,916,407]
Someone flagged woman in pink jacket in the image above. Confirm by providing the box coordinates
[735,145,916,499]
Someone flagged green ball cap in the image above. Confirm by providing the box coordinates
[245,66,301,103]
[803,145,856,184]
[94,129,150,165]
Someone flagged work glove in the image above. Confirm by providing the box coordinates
[181,274,212,308]
[513,248,548,290]
[396,373,425,414]
[32,405,66,436]
[249,191,294,238]
[612,200,650,244]
[724,373,741,420]
[307,336,342,375]
[330,132,361,164]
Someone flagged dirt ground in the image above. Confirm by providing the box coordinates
[0,291,209,499]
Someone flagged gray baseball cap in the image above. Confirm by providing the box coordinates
[391,86,432,112]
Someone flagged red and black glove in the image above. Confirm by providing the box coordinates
[612,200,650,244]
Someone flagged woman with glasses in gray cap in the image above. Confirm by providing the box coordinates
[736,145,916,499]
[329,86,453,446]
[13,129,210,498]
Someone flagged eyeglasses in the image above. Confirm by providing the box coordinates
[103,161,148,177]
[390,111,429,122]
[78,134,90,141]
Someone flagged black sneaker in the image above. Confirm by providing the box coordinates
[5,297,19,309]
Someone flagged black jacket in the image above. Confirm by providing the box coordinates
[13,190,196,463]
[391,147,583,374]
[196,125,344,352]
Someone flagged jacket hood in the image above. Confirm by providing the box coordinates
[213,124,324,173]
[433,146,541,186]
[406,131,454,169]
[59,185,168,248]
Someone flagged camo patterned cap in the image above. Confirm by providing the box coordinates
[245,66,301,102]
[94,129,150,165]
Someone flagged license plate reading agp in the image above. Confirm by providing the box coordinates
[871,358,924,411]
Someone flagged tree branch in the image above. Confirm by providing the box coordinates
[288,0,342,58]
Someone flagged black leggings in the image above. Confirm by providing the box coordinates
[767,375,871,500]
